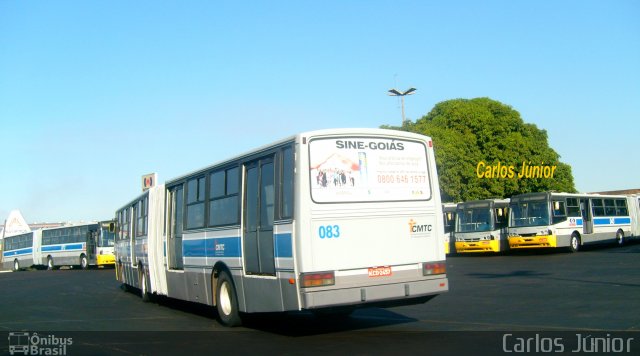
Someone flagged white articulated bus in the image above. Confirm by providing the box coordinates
[115,128,448,326]
[508,192,635,252]
[454,199,509,253]
[442,203,457,254]
[2,221,115,271]
[2,231,40,271]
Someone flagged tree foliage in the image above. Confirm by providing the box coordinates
[387,98,576,202]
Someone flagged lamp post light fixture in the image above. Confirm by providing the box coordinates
[388,87,417,126]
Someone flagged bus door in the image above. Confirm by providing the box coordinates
[243,157,276,276]
[581,198,593,234]
[87,229,97,261]
[130,207,137,267]
[167,186,184,270]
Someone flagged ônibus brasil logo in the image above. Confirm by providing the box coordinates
[8,332,72,355]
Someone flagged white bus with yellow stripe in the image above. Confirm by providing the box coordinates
[454,199,509,253]
[508,192,634,252]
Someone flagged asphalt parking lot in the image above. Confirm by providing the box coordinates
[1,241,638,354]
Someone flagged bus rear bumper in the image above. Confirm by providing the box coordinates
[96,254,116,266]
[509,235,557,249]
[455,240,501,253]
[301,277,448,310]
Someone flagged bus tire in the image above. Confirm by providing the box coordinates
[13,259,19,272]
[569,233,580,253]
[80,254,89,270]
[215,270,241,327]
[616,230,625,247]
[47,256,54,270]
[140,267,150,302]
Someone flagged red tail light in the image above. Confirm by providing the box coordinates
[423,261,446,276]
[300,271,335,288]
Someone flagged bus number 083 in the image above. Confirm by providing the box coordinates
[318,225,340,239]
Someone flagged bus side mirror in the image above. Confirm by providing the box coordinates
[554,201,560,210]
[108,222,116,233]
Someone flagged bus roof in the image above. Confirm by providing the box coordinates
[457,198,510,209]
[165,128,433,187]
[509,191,631,203]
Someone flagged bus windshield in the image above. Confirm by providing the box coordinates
[98,229,115,247]
[510,200,550,227]
[456,208,492,233]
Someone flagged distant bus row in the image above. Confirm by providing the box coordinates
[1,221,116,271]
[443,192,640,254]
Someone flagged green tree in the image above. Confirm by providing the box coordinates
[390,98,576,202]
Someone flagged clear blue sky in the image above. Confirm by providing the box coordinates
[1,1,638,223]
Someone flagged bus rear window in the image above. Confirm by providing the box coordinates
[309,136,431,203]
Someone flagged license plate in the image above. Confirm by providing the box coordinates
[368,266,392,277]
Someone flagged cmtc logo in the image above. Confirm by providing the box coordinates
[408,219,433,238]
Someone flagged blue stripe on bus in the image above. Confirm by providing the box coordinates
[41,243,84,252]
[593,217,631,225]
[182,234,292,258]
[3,248,33,257]
[183,237,241,258]
[183,239,207,257]
[615,217,631,224]
[42,245,62,252]
[206,237,241,258]
[65,243,84,250]
[274,233,293,258]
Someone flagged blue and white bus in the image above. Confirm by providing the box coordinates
[508,192,635,252]
[2,231,40,272]
[40,222,115,269]
[2,222,115,271]
[455,199,509,253]
[115,128,449,326]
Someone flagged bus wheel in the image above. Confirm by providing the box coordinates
[13,259,20,272]
[616,230,625,247]
[140,267,150,302]
[47,256,54,270]
[569,233,580,253]
[215,271,241,327]
[80,254,89,270]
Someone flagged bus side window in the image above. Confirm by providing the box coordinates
[552,200,567,224]
[280,146,294,220]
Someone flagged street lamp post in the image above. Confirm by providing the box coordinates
[388,87,417,126]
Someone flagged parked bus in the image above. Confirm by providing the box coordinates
[41,222,115,269]
[2,231,40,271]
[94,221,116,267]
[442,203,456,254]
[508,192,634,252]
[3,222,115,271]
[454,199,509,253]
[115,128,449,326]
